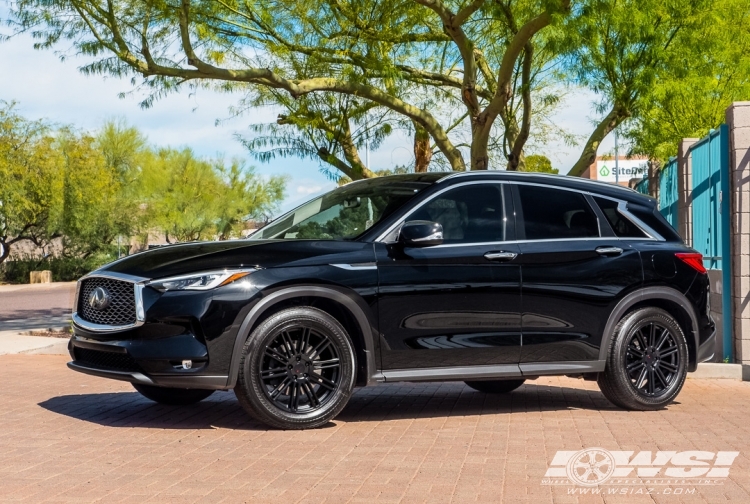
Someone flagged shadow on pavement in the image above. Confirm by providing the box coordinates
[38,382,618,430]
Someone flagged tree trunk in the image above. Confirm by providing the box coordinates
[568,104,628,177]
[0,240,9,266]
[413,121,432,172]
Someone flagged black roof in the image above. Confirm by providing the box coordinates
[359,171,652,204]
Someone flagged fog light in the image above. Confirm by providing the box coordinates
[182,360,192,370]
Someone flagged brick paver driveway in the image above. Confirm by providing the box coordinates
[2,355,750,504]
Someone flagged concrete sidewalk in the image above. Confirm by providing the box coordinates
[0,330,69,355]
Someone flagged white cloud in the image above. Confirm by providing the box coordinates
[297,185,323,195]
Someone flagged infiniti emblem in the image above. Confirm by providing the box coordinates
[88,286,111,311]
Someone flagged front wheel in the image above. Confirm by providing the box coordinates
[234,307,356,430]
[465,379,526,394]
[132,383,214,405]
[597,307,688,410]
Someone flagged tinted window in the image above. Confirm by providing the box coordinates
[516,185,599,240]
[408,184,508,243]
[593,196,647,238]
[250,178,429,240]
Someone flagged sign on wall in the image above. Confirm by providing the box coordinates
[595,159,648,183]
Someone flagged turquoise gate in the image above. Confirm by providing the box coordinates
[688,126,732,361]
[658,157,678,229]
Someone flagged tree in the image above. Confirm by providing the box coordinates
[8,0,571,177]
[561,0,712,176]
[521,154,558,173]
[624,0,750,160]
[0,102,62,265]
[139,148,286,242]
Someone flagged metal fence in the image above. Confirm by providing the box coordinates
[658,157,678,229]
[687,125,732,361]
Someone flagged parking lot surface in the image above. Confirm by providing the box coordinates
[2,354,749,503]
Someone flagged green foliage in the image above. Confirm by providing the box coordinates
[521,154,558,174]
[0,105,287,276]
[0,102,63,261]
[140,149,287,243]
[624,0,750,160]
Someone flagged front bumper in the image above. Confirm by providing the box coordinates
[67,335,230,390]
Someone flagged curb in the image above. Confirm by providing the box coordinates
[689,363,744,381]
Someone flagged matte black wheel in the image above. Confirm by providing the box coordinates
[234,307,356,430]
[465,379,526,394]
[132,383,214,405]
[598,307,687,410]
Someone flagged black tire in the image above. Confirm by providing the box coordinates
[464,379,526,394]
[597,307,688,410]
[132,383,214,405]
[234,307,356,430]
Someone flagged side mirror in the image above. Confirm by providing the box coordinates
[399,220,443,247]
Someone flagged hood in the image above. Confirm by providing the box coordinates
[97,240,375,279]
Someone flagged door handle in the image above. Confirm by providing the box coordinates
[596,246,623,256]
[484,251,518,261]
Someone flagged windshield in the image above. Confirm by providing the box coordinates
[250,177,433,240]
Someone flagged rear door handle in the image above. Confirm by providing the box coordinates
[596,246,623,256]
[484,251,518,262]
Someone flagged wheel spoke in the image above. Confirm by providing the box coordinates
[634,330,648,351]
[311,338,332,359]
[628,346,645,358]
[302,381,318,407]
[655,328,670,350]
[288,382,300,412]
[314,358,340,370]
[309,371,336,390]
[280,331,296,355]
[648,323,656,348]
[300,327,311,352]
[647,368,655,395]
[265,347,288,365]
[635,367,648,389]
[260,368,287,380]
[659,346,678,358]
[269,376,291,399]
[654,366,670,388]
[660,360,678,373]
[627,361,646,373]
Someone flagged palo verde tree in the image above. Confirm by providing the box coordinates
[7,0,571,177]
[624,0,750,161]
[560,0,713,176]
[0,101,62,264]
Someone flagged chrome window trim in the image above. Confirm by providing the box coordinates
[376,179,664,244]
[591,193,664,241]
[72,271,148,333]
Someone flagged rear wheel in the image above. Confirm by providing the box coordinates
[598,307,687,410]
[234,307,356,430]
[464,379,526,394]
[132,383,214,405]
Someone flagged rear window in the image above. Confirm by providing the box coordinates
[593,196,648,238]
[516,185,599,240]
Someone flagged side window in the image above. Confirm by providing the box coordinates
[516,185,599,240]
[408,184,507,243]
[593,196,648,238]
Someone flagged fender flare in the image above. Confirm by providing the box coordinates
[225,285,379,388]
[599,286,699,368]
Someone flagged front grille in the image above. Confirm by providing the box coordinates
[73,347,141,372]
[78,277,137,326]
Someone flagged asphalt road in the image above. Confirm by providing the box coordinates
[0,282,76,331]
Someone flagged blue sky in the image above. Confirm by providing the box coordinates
[0,30,618,214]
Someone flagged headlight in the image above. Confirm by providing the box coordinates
[147,269,256,292]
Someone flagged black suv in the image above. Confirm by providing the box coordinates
[68,172,715,429]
